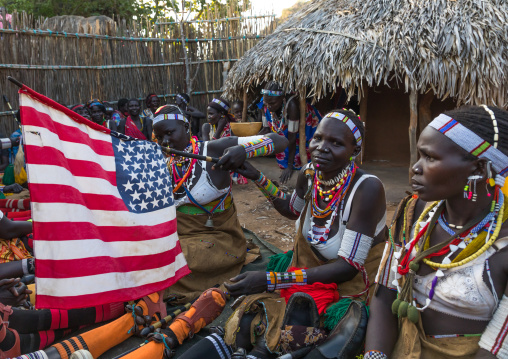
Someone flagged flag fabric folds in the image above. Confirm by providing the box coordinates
[19,86,190,309]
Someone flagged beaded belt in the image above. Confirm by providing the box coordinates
[176,194,233,215]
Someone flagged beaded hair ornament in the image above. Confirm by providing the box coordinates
[428,111,508,181]
[153,113,188,126]
[211,98,230,112]
[323,111,363,146]
[261,89,284,97]
[176,94,188,105]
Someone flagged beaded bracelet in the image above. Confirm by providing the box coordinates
[266,269,307,292]
[364,350,388,359]
[240,137,274,159]
[255,173,287,201]
[0,138,11,150]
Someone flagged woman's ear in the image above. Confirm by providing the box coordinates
[473,158,489,180]
[352,145,362,158]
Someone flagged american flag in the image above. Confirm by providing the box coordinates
[19,86,190,309]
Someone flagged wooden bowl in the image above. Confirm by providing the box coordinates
[230,122,263,137]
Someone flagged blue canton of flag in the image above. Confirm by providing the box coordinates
[112,135,173,213]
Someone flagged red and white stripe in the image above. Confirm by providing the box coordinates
[20,88,190,309]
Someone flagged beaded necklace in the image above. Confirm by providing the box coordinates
[269,106,286,134]
[390,189,505,322]
[168,137,200,193]
[307,163,357,245]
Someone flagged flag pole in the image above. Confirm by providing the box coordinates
[159,146,220,163]
[7,76,24,89]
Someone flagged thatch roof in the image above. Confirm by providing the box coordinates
[223,0,507,107]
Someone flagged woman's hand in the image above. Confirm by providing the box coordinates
[3,183,24,193]
[0,278,32,307]
[235,161,261,181]
[280,167,294,184]
[224,271,267,297]
[212,145,246,171]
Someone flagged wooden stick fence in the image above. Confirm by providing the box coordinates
[0,2,276,136]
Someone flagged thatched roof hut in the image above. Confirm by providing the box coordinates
[223,0,507,169]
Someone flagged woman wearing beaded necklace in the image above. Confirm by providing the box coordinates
[173,109,386,359]
[365,106,508,359]
[152,105,288,304]
[202,97,235,141]
[259,82,322,184]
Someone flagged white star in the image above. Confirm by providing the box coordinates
[144,190,152,199]
[147,169,155,178]
[154,188,163,197]
[128,202,137,210]
[140,171,148,179]
[134,152,143,161]
[149,158,158,168]
[121,163,130,171]
[132,162,141,171]
[139,200,148,210]
[123,153,133,163]
[123,180,134,192]
[116,141,126,153]
[157,167,166,175]
[150,198,160,208]
[131,190,141,201]
[128,172,138,181]
[156,177,165,187]
[161,197,169,205]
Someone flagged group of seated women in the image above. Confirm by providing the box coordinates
[0,90,506,359]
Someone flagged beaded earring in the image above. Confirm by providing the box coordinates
[464,175,482,201]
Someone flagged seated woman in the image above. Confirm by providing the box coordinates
[154,105,287,303]
[172,109,386,359]
[365,106,508,359]
[141,93,160,120]
[70,104,91,121]
[118,98,153,140]
[85,99,117,130]
[202,98,235,141]
[259,82,322,184]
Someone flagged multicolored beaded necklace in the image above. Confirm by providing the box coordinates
[390,187,505,322]
[168,136,200,193]
[307,162,357,244]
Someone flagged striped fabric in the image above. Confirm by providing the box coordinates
[20,85,190,309]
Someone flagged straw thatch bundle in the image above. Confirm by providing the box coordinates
[223,0,507,107]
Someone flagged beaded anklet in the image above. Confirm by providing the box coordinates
[240,137,274,159]
[266,269,307,292]
[255,173,287,201]
[364,350,388,359]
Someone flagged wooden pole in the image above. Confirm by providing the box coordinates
[359,86,369,164]
[299,88,308,165]
[418,90,434,133]
[409,89,418,183]
[242,89,248,122]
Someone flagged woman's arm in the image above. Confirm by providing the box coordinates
[117,119,126,134]
[208,132,289,171]
[144,118,153,141]
[280,99,300,184]
[202,123,211,141]
[235,161,308,220]
[226,176,386,296]
[185,106,205,118]
[0,216,32,240]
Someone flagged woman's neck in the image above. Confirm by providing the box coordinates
[444,187,493,227]
[130,114,140,121]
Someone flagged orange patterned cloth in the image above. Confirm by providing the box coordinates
[0,238,32,263]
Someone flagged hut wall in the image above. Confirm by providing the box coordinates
[364,85,457,164]
[0,8,276,136]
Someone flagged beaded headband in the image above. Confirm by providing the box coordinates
[324,112,363,146]
[261,89,284,97]
[88,101,103,108]
[153,113,188,125]
[176,94,188,105]
[429,114,508,177]
[212,98,230,112]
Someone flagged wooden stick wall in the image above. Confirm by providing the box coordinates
[0,3,276,135]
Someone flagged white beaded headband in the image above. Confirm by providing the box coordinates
[261,89,284,97]
[429,113,508,177]
[176,94,188,105]
[153,113,188,126]
[324,112,363,146]
[212,98,230,112]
